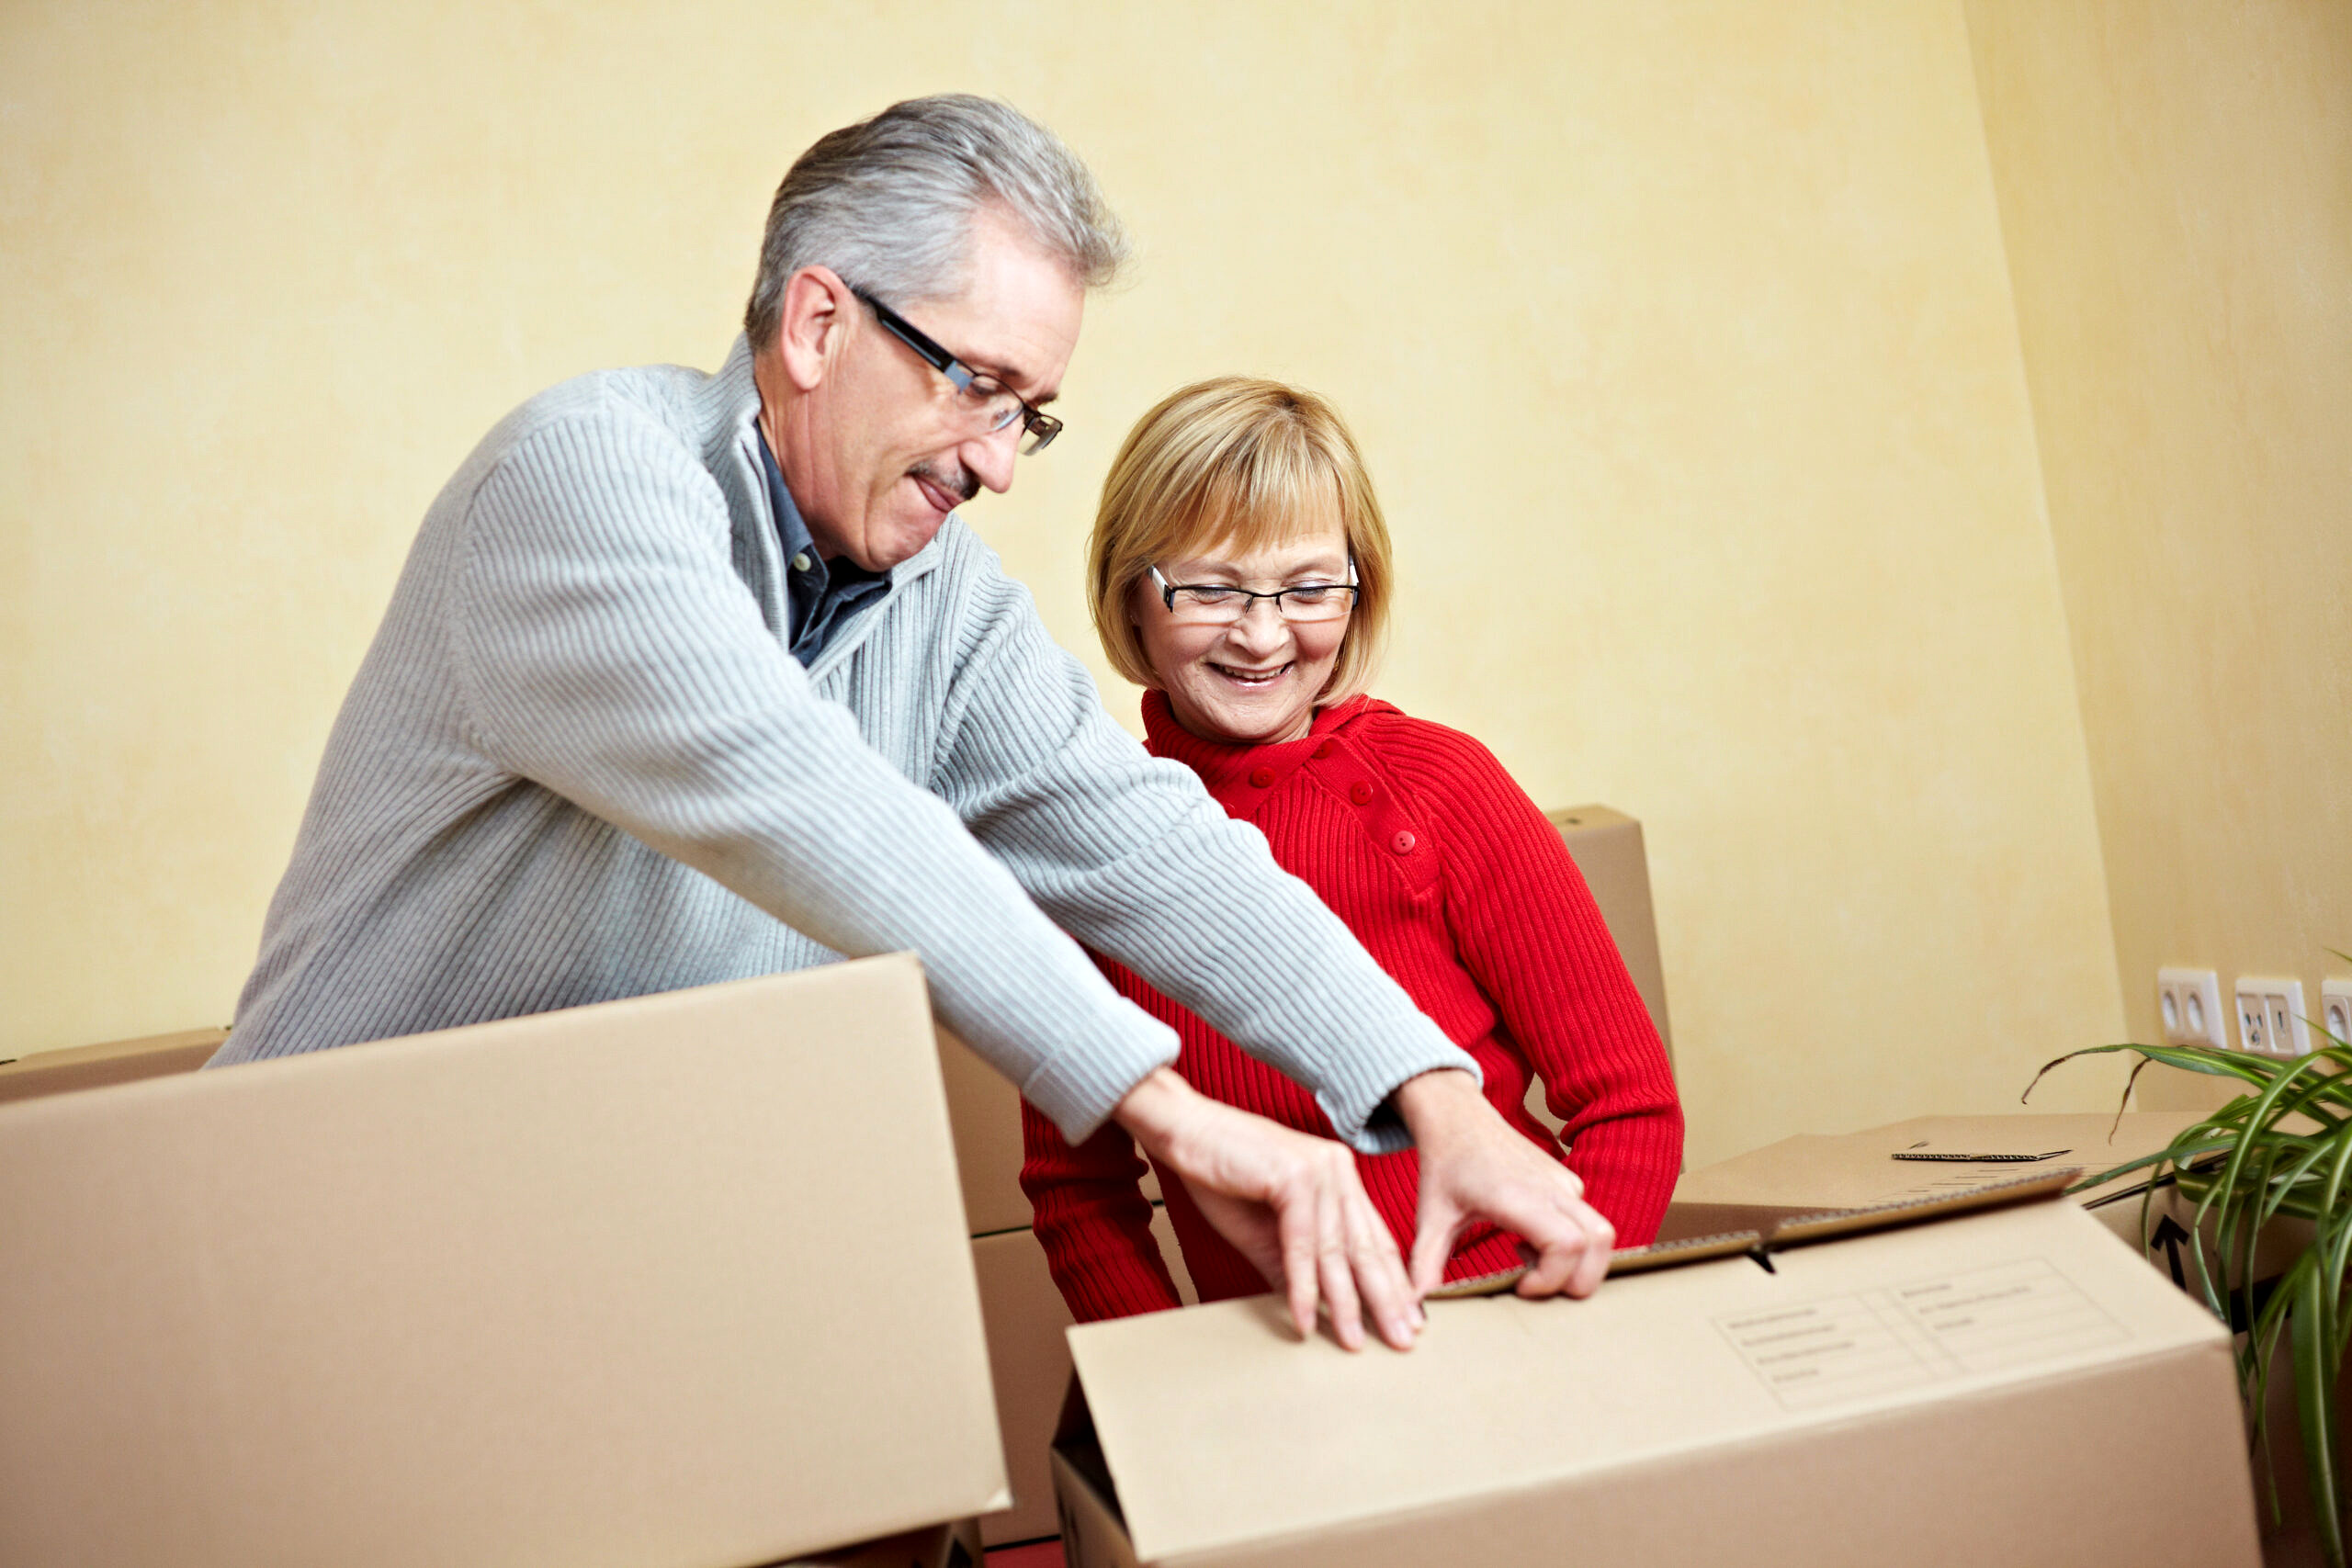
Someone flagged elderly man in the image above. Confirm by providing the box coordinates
[214,95,1614,1348]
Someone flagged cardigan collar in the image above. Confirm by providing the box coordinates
[1140,689,1387,807]
[703,333,952,665]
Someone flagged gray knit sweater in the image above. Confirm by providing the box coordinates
[212,338,1476,1148]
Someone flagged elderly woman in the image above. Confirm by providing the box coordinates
[1021,378,1684,1320]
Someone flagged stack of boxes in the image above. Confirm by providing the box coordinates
[938,1024,1195,1550]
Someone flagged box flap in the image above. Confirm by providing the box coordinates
[0,954,1007,1568]
[0,1026,227,1104]
[1674,1111,2203,1213]
[1067,1197,2222,1564]
[1430,1166,2078,1297]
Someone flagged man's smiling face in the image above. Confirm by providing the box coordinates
[772,207,1085,572]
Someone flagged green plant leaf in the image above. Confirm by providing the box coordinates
[2291,1258,2345,1568]
[2029,1025,2352,1561]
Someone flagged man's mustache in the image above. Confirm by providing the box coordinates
[909,459,979,504]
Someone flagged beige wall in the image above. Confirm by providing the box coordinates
[1966,1,2352,1111]
[3,1,2139,1165]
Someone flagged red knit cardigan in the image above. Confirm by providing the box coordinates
[1020,691,1684,1321]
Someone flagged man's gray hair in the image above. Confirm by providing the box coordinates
[743,95,1128,345]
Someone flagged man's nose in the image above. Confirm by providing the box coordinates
[962,425,1020,495]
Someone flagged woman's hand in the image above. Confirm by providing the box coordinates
[1112,1067,1424,1351]
[1391,1068,1616,1298]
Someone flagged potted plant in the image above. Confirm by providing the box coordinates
[2030,1021,2352,1566]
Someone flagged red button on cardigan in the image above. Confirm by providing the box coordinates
[1249,766,1273,787]
[1349,780,1374,805]
[1392,829,1417,854]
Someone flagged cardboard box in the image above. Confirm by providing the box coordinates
[1051,1179,2257,1568]
[0,954,1008,1568]
[939,1024,1159,1239]
[1548,804,1672,1071]
[1660,1110,2322,1278]
[1666,1110,2207,1240]
[976,1206,1194,1547]
[1669,1112,2341,1556]
[771,1517,983,1567]
[0,1024,227,1104]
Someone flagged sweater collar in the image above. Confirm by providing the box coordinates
[709,333,951,593]
[1140,689,1381,800]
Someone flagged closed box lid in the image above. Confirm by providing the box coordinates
[0,953,1007,1568]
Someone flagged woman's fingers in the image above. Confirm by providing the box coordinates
[1395,1068,1617,1302]
[1515,1194,1615,1297]
[1408,1191,1465,1296]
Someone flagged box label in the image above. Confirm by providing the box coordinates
[1716,1258,2127,1410]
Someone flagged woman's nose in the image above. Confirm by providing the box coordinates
[1221,598,1292,650]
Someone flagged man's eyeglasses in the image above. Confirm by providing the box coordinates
[1149,564,1361,626]
[854,288,1063,455]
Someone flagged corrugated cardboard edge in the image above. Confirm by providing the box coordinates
[1426,1228,1767,1298]
[1765,1165,2082,1242]
[1423,1167,2081,1299]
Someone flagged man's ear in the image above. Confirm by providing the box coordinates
[775,265,853,392]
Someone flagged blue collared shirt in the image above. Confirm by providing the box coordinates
[756,430,892,666]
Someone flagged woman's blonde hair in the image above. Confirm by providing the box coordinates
[1088,377,1393,704]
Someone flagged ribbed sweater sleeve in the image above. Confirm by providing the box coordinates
[1018,1098,1184,1321]
[447,403,1177,1139]
[1380,719,1683,1244]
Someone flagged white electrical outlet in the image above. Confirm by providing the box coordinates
[2235,976,2312,1056]
[2156,967,2227,1048]
[2321,978,2352,1048]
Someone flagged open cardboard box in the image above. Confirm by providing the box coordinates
[975,1207,1196,1549]
[0,953,1009,1568]
[1050,1173,2258,1568]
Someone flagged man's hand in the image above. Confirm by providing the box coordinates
[1393,1068,1615,1299]
[1113,1068,1423,1351]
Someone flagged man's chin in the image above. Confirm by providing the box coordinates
[862,511,951,571]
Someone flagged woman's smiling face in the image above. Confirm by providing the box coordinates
[1130,522,1355,746]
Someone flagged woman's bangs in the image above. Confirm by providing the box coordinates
[1191,449,1349,562]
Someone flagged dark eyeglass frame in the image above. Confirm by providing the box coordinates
[1148,561,1362,621]
[853,288,1063,455]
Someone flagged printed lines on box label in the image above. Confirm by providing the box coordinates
[1713,1258,2127,1411]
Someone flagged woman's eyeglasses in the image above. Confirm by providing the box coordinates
[1149,564,1360,625]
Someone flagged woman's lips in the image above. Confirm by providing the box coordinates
[1209,660,1290,687]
